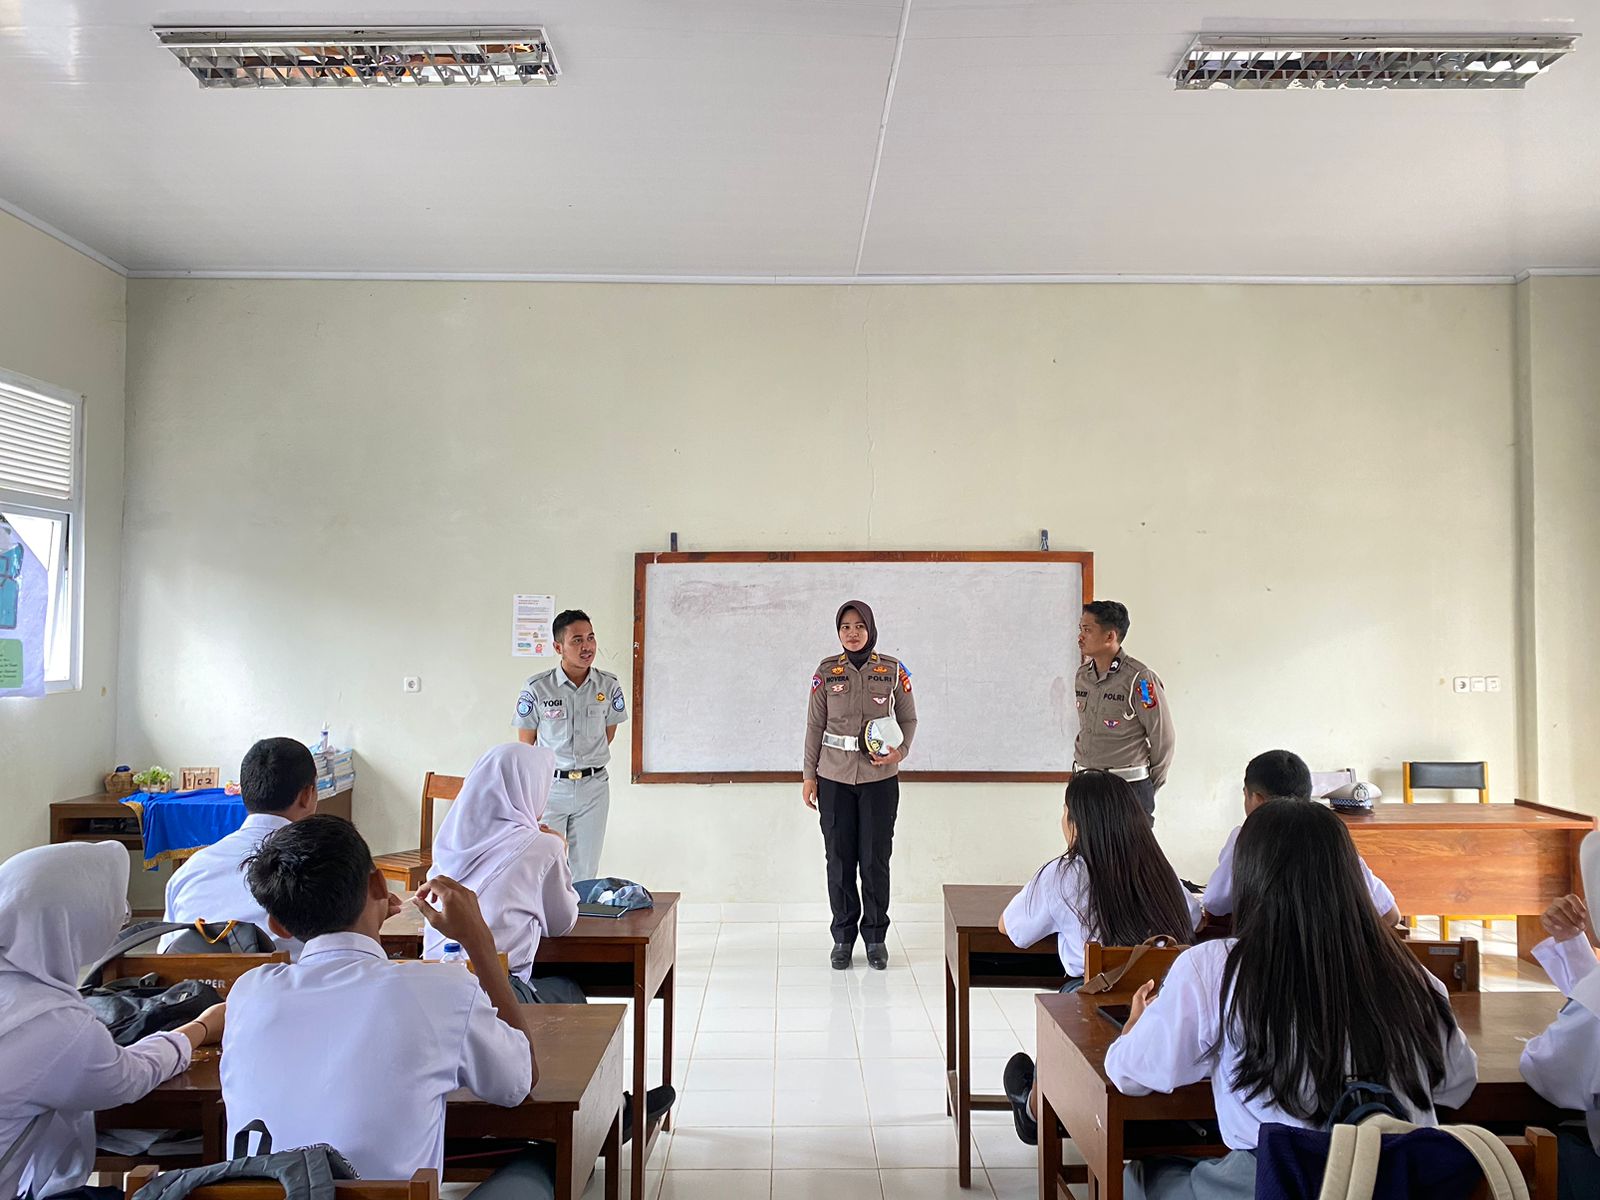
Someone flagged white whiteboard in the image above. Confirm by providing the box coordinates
[634,555,1087,780]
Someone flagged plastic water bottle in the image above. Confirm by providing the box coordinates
[439,941,466,964]
[319,723,332,754]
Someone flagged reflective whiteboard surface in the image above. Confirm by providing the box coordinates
[637,557,1085,779]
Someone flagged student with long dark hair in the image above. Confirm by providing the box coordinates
[1105,800,1478,1198]
[999,770,1197,1143]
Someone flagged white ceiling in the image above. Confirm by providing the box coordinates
[1,0,1596,279]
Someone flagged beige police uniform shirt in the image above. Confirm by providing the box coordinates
[1072,650,1174,789]
[803,652,919,787]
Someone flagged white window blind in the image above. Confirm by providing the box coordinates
[0,381,77,501]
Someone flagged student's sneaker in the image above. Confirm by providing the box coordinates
[620,1086,677,1144]
[1004,1053,1039,1145]
[865,943,888,970]
[830,943,853,970]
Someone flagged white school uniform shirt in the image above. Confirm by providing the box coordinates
[163,813,301,955]
[221,932,532,1180]
[1105,938,1478,1151]
[0,841,193,1200]
[1520,934,1600,1152]
[1001,857,1200,978]
[1201,824,1397,918]
[425,744,580,981]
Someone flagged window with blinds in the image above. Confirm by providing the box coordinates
[0,367,84,689]
[0,380,76,501]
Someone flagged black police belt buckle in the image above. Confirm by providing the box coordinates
[556,767,601,781]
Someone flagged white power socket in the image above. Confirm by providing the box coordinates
[1453,677,1470,694]
[402,676,421,694]
[1470,676,1487,692]
[1487,676,1502,693]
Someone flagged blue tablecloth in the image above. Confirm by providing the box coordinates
[121,789,248,870]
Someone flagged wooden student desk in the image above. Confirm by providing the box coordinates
[381,893,678,1200]
[944,884,1066,1188]
[101,1004,625,1200]
[1336,800,1594,958]
[1034,989,1569,1200]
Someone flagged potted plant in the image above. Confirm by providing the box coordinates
[132,766,174,795]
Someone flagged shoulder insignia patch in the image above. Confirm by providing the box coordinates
[1138,677,1158,710]
[898,663,913,693]
[612,687,627,713]
[811,674,823,692]
[516,690,536,718]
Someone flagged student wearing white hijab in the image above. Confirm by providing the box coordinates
[0,842,223,1200]
[426,743,580,999]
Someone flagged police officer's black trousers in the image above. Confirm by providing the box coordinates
[817,775,899,946]
[1130,778,1156,819]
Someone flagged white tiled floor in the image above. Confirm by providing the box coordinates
[575,908,1551,1200]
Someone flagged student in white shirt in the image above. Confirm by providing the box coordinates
[0,842,223,1200]
[222,814,555,1199]
[1106,800,1477,1199]
[997,770,1198,1144]
[1200,750,1400,928]
[426,743,677,1127]
[163,737,319,954]
[1519,892,1600,1200]
[427,743,580,998]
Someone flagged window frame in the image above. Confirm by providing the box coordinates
[0,366,86,693]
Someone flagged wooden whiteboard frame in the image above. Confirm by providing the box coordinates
[631,550,1095,785]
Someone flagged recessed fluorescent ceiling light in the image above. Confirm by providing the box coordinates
[154,27,559,88]
[1173,33,1575,89]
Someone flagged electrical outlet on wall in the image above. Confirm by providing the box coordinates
[402,676,421,694]
[1486,676,1502,693]
[1453,677,1470,694]
[1470,676,1487,692]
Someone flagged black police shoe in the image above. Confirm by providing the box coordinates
[621,1085,677,1145]
[1004,1052,1039,1145]
[865,942,889,970]
[830,943,853,970]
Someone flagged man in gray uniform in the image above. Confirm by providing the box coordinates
[1073,600,1174,818]
[513,609,627,881]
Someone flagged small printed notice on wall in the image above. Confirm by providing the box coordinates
[512,594,557,658]
[0,520,46,698]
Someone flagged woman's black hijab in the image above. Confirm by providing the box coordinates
[837,600,878,669]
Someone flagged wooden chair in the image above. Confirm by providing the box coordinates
[373,772,464,891]
[1403,761,1506,938]
[1467,1127,1558,1199]
[125,1164,439,1200]
[1405,937,1480,992]
[1081,938,1188,999]
[98,951,288,998]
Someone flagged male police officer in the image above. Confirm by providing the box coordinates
[514,609,627,881]
[1073,600,1174,818]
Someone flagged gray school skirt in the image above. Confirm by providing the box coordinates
[1124,1151,1256,1200]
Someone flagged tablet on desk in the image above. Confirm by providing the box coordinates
[578,901,630,919]
[1098,1004,1132,1031]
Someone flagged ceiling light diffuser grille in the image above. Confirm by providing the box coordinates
[1173,34,1576,90]
[155,27,559,88]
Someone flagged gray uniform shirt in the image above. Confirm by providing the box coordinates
[513,666,628,769]
[1072,650,1174,789]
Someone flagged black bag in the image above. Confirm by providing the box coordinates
[133,1122,360,1200]
[79,919,270,1046]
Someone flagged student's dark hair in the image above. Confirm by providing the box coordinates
[240,737,318,815]
[1223,801,1457,1124]
[1242,749,1312,800]
[244,815,374,941]
[553,609,591,642]
[1082,601,1130,641]
[1059,771,1193,947]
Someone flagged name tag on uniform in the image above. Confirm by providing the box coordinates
[542,699,567,720]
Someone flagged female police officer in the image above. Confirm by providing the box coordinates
[802,601,918,970]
